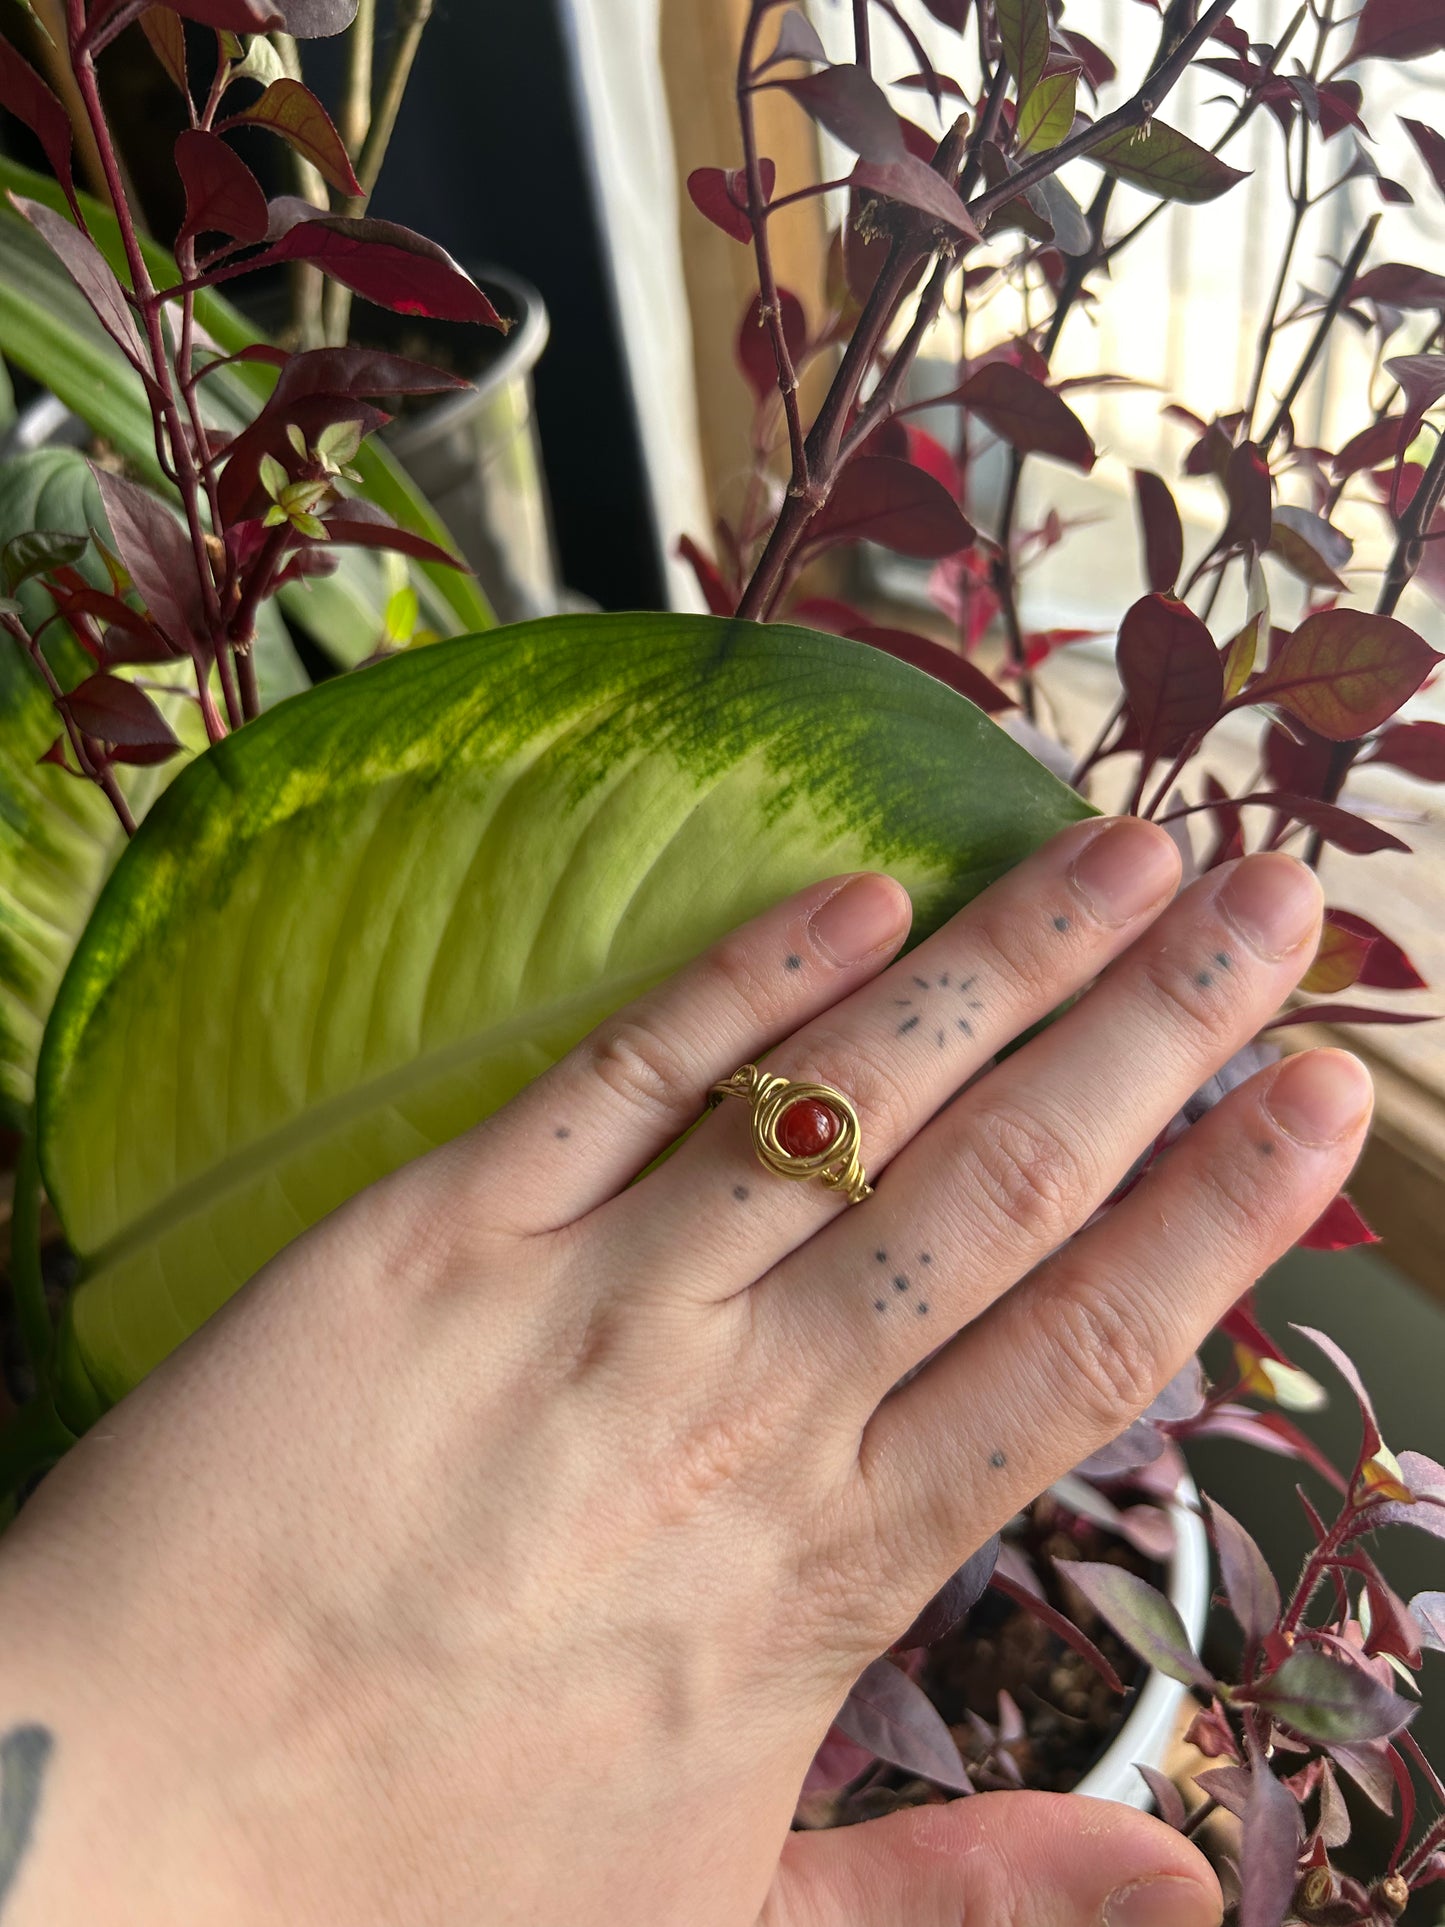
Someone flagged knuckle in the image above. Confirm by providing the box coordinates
[646,1396,783,1522]
[968,912,1056,1006]
[1137,947,1233,1042]
[1046,1279,1162,1435]
[702,933,770,1022]
[959,1099,1084,1243]
[791,1023,904,1135]
[585,1016,691,1122]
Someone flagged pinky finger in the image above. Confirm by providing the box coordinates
[863,1049,1373,1585]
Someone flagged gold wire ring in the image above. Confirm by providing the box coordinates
[708,1064,872,1204]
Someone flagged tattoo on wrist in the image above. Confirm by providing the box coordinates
[0,1725,54,1917]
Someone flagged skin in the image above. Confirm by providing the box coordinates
[0,818,1371,1927]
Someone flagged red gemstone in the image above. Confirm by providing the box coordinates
[777,1098,839,1159]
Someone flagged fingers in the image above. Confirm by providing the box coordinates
[859,1048,1371,1603]
[759,851,1324,1418]
[762,1792,1222,1927]
[432,871,912,1231]
[603,817,1182,1296]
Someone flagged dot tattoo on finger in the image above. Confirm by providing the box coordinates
[785,954,802,971]
[1053,914,1070,933]
[733,1184,750,1201]
[893,1274,909,1293]
[989,1450,1007,1470]
[554,1127,571,1140]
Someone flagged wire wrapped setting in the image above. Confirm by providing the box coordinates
[707,1063,872,1204]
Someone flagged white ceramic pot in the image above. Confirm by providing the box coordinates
[1071,1479,1211,1810]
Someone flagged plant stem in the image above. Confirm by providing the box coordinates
[5,612,137,833]
[1243,117,1308,438]
[1258,214,1378,449]
[9,1135,52,1394]
[325,0,435,344]
[341,0,378,157]
[274,32,330,349]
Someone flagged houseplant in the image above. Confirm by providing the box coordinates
[1,2,1444,1923]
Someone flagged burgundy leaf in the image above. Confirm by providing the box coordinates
[280,0,359,33]
[775,66,907,163]
[1246,1648,1413,1743]
[9,195,147,372]
[91,466,208,646]
[217,395,389,524]
[1206,1497,1281,1644]
[139,7,188,91]
[1349,262,1445,311]
[1297,1194,1381,1253]
[1343,0,1445,66]
[59,673,180,751]
[804,457,973,559]
[1195,1763,1255,1819]
[1384,352,1445,446]
[850,155,980,239]
[257,211,506,327]
[1214,791,1411,855]
[685,161,775,245]
[918,0,969,27]
[224,78,363,198]
[1263,720,1335,797]
[1362,1572,1423,1665]
[844,624,1015,712]
[1133,468,1184,594]
[1136,1764,1187,1829]
[988,1569,1126,1693]
[1073,1421,1168,1481]
[150,0,283,27]
[1148,1357,1208,1423]
[1369,717,1445,781]
[735,288,807,403]
[1402,116,1445,199]
[676,535,734,617]
[1269,507,1350,591]
[1269,1003,1430,1029]
[1411,1591,1445,1653]
[44,582,172,663]
[759,7,828,70]
[832,1658,973,1791]
[1325,910,1426,990]
[0,37,75,208]
[1116,593,1224,763]
[958,362,1095,470]
[1221,440,1273,552]
[895,1535,1001,1649]
[1187,1405,1347,1491]
[1331,415,1405,479]
[319,502,467,571]
[1291,1324,1382,1462]
[1057,1560,1213,1689]
[175,129,268,247]
[1063,28,1116,95]
[1239,609,1441,740]
[1238,1756,1304,1927]
[801,1723,876,1795]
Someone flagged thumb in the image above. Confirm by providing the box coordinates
[762,1791,1224,1927]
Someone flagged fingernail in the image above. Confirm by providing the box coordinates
[1104,1875,1222,1927]
[1069,818,1181,926]
[1266,1049,1373,1145]
[809,873,909,966]
[1218,853,1322,959]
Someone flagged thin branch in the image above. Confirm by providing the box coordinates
[341,0,378,157]
[1244,114,1308,437]
[1258,213,1378,449]
[274,32,330,348]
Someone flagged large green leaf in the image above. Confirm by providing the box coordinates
[0,155,493,653]
[39,615,1091,1425]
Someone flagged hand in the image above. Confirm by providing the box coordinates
[0,818,1368,1926]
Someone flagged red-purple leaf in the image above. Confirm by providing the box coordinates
[850,155,980,239]
[258,210,506,327]
[1058,1560,1213,1689]
[139,7,188,91]
[845,624,1015,712]
[9,195,148,372]
[1349,263,1445,311]
[1411,1591,1445,1653]
[958,362,1095,470]
[1292,1323,1382,1460]
[895,1535,1001,1650]
[1222,792,1411,855]
[676,535,735,617]
[1087,119,1250,204]
[685,161,776,245]
[224,78,363,198]
[1402,117,1445,199]
[318,501,467,571]
[1269,507,1350,591]
[1246,1648,1413,1743]
[1116,593,1224,763]
[1137,1764,1187,1830]
[1206,1497,1281,1644]
[775,66,907,163]
[150,0,283,27]
[1133,468,1183,593]
[0,37,75,208]
[735,288,807,403]
[1241,609,1441,740]
[990,1563,1127,1693]
[1326,910,1426,989]
[1195,1763,1254,1819]
[1269,1001,1431,1027]
[832,1657,973,1791]
[804,456,973,559]
[59,672,180,751]
[1187,1405,1348,1491]
[758,7,828,70]
[175,129,268,247]
[1221,440,1273,552]
[918,0,969,27]
[1343,0,1445,65]
[1238,1755,1304,1927]
[1331,415,1405,479]
[1369,719,1445,782]
[44,582,172,664]
[280,0,359,33]
[801,1723,876,1795]
[1384,352,1445,446]
[1299,1193,1381,1253]
[91,466,208,646]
